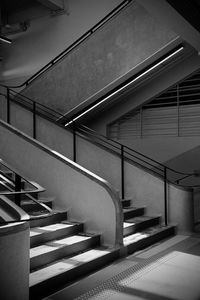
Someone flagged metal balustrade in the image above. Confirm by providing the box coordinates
[0,82,199,226]
[0,158,52,225]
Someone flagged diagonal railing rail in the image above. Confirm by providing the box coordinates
[0,158,52,225]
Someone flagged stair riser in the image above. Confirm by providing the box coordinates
[123,217,161,236]
[30,250,119,300]
[29,212,68,228]
[121,199,131,208]
[21,201,52,213]
[123,208,145,220]
[126,226,176,255]
[30,235,100,271]
[30,224,84,248]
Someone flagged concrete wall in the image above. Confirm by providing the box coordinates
[0,222,29,300]
[20,1,177,114]
[165,145,200,181]
[0,120,123,247]
[0,0,122,86]
[0,102,193,232]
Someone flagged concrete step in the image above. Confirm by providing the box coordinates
[123,215,161,236]
[30,247,118,300]
[30,221,84,247]
[123,224,176,254]
[123,207,145,220]
[29,211,68,228]
[30,233,101,270]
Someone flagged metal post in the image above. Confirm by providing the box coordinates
[121,145,125,199]
[73,122,76,162]
[15,174,21,206]
[140,107,143,138]
[164,167,168,226]
[177,84,180,136]
[33,101,36,139]
[7,88,10,124]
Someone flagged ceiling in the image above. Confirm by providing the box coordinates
[0,0,35,14]
[166,0,200,33]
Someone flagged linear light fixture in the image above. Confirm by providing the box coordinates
[65,45,184,127]
[0,35,12,44]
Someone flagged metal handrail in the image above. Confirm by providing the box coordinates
[77,125,194,177]
[0,85,195,184]
[2,0,133,89]
[1,69,200,227]
[0,159,52,215]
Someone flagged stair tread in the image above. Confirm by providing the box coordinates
[30,247,111,287]
[123,225,174,246]
[123,215,160,227]
[30,235,93,258]
[30,222,76,237]
[123,206,144,212]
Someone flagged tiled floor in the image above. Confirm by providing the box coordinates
[45,233,200,300]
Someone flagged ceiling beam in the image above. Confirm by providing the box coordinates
[137,0,200,52]
[37,0,64,11]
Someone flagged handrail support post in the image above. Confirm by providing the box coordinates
[164,167,168,226]
[73,122,77,162]
[15,174,22,206]
[7,88,10,124]
[33,101,36,139]
[121,145,125,199]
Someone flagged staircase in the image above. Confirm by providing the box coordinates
[122,198,175,254]
[27,198,117,299]
[27,196,175,299]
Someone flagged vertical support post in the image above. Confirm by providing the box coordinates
[177,84,180,136]
[164,167,168,226]
[33,101,36,139]
[140,107,143,138]
[7,88,10,124]
[15,174,21,206]
[73,122,76,162]
[121,145,125,199]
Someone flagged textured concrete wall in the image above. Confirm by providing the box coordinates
[21,1,176,114]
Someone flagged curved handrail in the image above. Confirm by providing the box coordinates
[2,0,133,89]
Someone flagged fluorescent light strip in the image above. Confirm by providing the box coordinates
[0,36,12,44]
[65,46,184,127]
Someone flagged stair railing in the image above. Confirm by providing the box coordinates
[0,159,52,223]
[0,85,198,227]
[4,0,133,90]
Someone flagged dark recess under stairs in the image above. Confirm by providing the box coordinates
[27,196,176,299]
